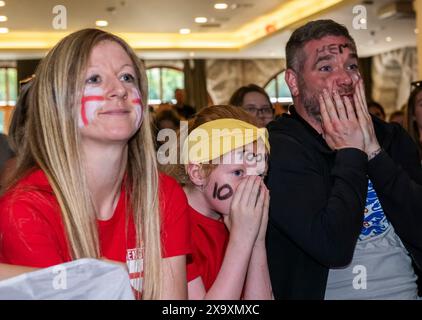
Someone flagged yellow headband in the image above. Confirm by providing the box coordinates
[181,118,270,164]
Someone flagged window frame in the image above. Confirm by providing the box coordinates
[264,69,293,104]
[146,65,184,105]
[0,66,17,107]
[0,64,17,133]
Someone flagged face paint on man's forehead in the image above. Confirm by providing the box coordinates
[316,43,356,56]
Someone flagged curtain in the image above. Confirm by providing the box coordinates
[183,59,208,111]
[359,57,373,101]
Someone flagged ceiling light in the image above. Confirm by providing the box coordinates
[0,1,5,7]
[385,36,392,42]
[214,3,228,10]
[95,20,109,27]
[195,17,208,23]
[0,16,7,22]
[179,28,191,34]
[0,27,9,33]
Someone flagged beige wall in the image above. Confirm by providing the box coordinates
[206,59,285,104]
[372,47,418,115]
[144,58,286,106]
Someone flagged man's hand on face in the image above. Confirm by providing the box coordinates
[353,79,381,156]
[319,88,365,152]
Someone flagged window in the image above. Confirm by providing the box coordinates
[0,67,17,106]
[264,70,292,104]
[0,111,4,133]
[0,66,17,133]
[146,67,184,105]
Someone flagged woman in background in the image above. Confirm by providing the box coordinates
[229,84,274,128]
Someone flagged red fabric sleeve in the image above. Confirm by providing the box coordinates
[0,189,71,268]
[159,174,192,258]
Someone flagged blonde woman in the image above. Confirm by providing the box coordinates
[0,29,190,299]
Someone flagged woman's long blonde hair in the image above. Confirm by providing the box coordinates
[4,29,162,299]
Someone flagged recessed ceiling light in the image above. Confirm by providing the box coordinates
[0,16,7,22]
[195,17,208,23]
[0,27,9,33]
[0,1,5,7]
[179,28,191,34]
[214,3,228,10]
[95,20,109,27]
[385,36,392,42]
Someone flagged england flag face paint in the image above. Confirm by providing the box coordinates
[79,86,143,129]
[79,87,105,127]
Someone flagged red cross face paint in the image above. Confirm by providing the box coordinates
[79,87,106,127]
[131,88,143,128]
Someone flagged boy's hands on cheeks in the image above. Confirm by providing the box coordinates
[223,176,266,246]
[255,184,269,244]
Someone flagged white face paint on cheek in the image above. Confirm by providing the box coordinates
[79,87,105,128]
[131,88,143,128]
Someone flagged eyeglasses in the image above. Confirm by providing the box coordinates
[245,107,274,117]
[410,80,422,95]
[411,80,422,88]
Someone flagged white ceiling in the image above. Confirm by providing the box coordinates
[0,0,417,59]
[2,0,285,33]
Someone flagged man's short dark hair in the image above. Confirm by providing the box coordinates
[286,19,357,72]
